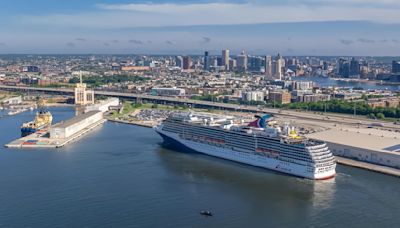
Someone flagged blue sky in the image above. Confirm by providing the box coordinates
[0,0,400,55]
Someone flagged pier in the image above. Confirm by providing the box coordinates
[5,118,106,149]
[4,98,119,149]
[336,157,400,178]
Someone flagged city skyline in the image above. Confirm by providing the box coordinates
[0,0,400,55]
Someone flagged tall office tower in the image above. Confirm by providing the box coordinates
[392,60,400,73]
[211,58,218,68]
[216,57,223,67]
[248,56,263,72]
[204,51,210,71]
[182,56,192,70]
[265,55,272,77]
[287,58,298,66]
[222,49,230,71]
[338,58,350,78]
[175,56,183,68]
[236,51,248,72]
[229,59,237,71]
[349,57,360,77]
[274,53,283,80]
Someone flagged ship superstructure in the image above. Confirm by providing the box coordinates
[20,99,53,137]
[154,112,336,180]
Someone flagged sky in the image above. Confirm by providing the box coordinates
[0,0,400,55]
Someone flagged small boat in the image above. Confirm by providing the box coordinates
[200,211,213,217]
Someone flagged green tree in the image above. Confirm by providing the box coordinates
[376,113,385,119]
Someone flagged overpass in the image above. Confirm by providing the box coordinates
[1,84,400,130]
[0,85,257,112]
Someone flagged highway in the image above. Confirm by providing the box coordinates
[1,84,400,131]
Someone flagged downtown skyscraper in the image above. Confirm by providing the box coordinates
[265,55,272,77]
[222,49,230,71]
[204,51,210,71]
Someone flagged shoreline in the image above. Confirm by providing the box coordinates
[106,118,154,128]
[336,156,400,178]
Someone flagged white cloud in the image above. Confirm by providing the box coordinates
[18,2,400,29]
[4,1,400,55]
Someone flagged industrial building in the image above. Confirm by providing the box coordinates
[50,111,103,139]
[1,96,22,105]
[85,97,120,113]
[74,71,94,106]
[308,128,400,169]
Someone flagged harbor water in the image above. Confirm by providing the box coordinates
[293,76,400,91]
[0,107,399,227]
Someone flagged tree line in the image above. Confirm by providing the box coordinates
[191,95,400,120]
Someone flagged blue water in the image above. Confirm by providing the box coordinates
[293,76,400,91]
[0,107,399,227]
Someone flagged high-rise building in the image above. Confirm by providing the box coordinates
[323,61,329,71]
[349,57,360,77]
[392,60,400,73]
[175,56,183,68]
[204,51,210,71]
[216,57,223,67]
[222,49,230,71]
[236,51,248,72]
[265,56,272,77]
[182,56,192,70]
[229,59,237,71]
[274,53,283,80]
[338,58,350,78]
[248,56,263,72]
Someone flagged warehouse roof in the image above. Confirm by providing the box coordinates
[307,127,400,155]
[52,111,102,129]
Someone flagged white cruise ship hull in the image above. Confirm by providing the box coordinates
[155,126,336,180]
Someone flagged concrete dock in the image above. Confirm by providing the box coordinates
[5,119,106,149]
[336,156,400,178]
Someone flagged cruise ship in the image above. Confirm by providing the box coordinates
[154,112,336,180]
